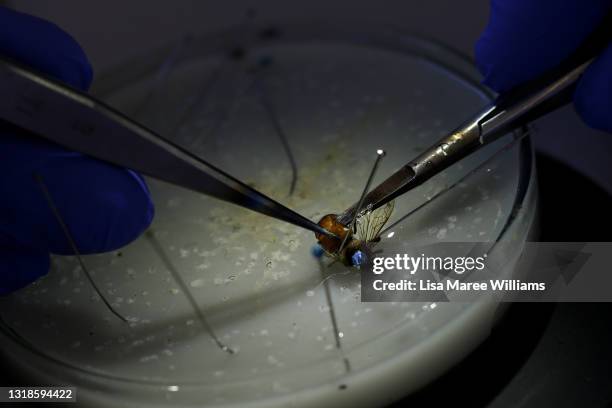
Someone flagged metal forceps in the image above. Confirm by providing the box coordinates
[338,13,612,225]
[0,57,335,238]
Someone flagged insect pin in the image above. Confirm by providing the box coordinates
[313,149,394,267]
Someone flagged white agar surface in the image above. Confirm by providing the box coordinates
[0,32,536,407]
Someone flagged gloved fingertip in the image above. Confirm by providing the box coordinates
[0,6,93,90]
[105,169,156,251]
[574,44,612,133]
[0,142,155,256]
[47,162,155,254]
[473,2,527,93]
[474,0,611,94]
[474,34,502,91]
[474,36,490,78]
[0,243,49,295]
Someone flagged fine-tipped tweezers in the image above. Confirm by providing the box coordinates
[337,13,612,225]
[0,57,334,238]
[1,14,610,236]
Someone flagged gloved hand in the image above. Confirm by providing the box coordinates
[475,0,612,133]
[0,7,154,294]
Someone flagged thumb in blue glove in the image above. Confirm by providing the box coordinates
[475,0,612,133]
[0,6,155,294]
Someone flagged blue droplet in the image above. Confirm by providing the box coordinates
[311,244,325,258]
[351,250,366,266]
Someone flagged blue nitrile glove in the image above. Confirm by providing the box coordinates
[475,0,612,133]
[0,7,154,294]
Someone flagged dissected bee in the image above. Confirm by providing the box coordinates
[314,201,395,267]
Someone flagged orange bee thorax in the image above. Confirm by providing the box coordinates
[315,213,351,254]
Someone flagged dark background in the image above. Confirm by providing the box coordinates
[2,1,612,407]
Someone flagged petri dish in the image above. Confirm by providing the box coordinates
[0,23,537,407]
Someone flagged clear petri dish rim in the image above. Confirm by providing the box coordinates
[0,21,536,402]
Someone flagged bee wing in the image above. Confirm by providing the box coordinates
[356,200,395,242]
